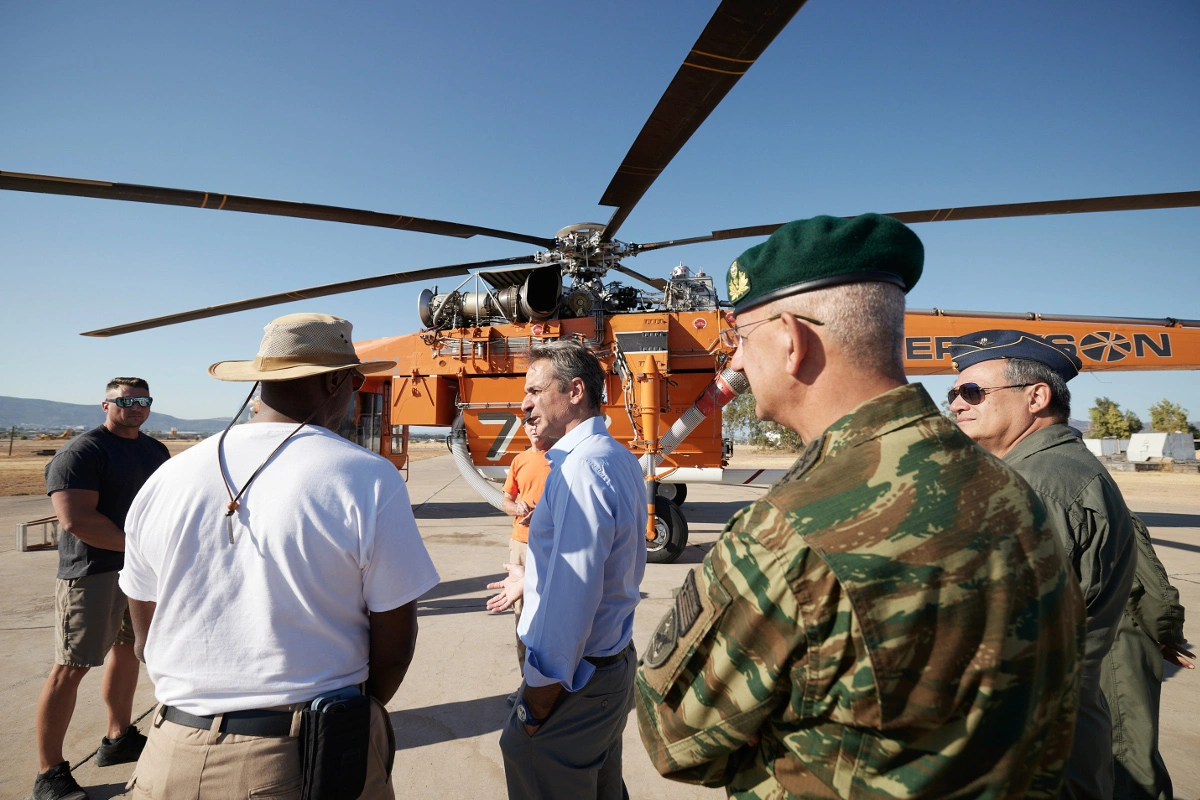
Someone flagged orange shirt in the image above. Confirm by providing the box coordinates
[502,447,552,543]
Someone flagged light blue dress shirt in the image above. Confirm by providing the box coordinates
[517,414,647,691]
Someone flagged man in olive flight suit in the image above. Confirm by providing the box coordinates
[635,215,1086,799]
[1103,512,1191,800]
[946,329,1137,800]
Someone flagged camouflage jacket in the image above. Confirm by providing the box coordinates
[635,384,1086,799]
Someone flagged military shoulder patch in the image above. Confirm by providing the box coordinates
[641,568,732,697]
[644,608,678,668]
[774,433,826,488]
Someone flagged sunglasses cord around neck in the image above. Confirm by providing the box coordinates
[216,379,346,544]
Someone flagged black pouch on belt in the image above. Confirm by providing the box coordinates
[299,694,371,800]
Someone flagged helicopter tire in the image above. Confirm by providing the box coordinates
[646,497,689,564]
[655,482,687,506]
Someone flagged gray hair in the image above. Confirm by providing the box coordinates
[774,281,907,380]
[528,340,606,412]
[1004,358,1071,422]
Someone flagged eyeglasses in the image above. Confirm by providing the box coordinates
[105,396,153,408]
[345,370,366,392]
[946,383,1033,406]
[719,312,824,348]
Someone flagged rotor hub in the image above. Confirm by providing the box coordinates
[546,222,630,280]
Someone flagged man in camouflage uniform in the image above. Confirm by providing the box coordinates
[1103,513,1191,800]
[635,215,1086,799]
[946,330,1137,800]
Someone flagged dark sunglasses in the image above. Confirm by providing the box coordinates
[345,370,366,392]
[946,383,1033,406]
[106,396,153,408]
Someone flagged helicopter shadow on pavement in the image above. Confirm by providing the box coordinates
[670,543,714,565]
[76,782,127,800]
[413,501,506,520]
[389,693,512,751]
[679,500,753,526]
[1139,511,1200,529]
[417,573,506,617]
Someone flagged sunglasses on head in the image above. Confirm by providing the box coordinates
[946,383,1033,406]
[106,396,153,408]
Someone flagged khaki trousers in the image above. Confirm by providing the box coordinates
[510,538,528,670]
[127,699,396,799]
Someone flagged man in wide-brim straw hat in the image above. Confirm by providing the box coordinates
[119,313,439,799]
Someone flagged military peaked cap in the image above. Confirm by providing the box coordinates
[946,329,1082,381]
[726,214,923,313]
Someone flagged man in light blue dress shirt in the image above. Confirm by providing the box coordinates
[499,340,647,799]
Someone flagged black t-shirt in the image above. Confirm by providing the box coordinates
[45,425,171,579]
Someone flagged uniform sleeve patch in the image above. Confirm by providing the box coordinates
[644,608,678,668]
[641,568,732,698]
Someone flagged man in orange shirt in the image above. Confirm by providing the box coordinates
[489,420,552,677]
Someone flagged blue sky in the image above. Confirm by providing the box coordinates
[2,0,1197,423]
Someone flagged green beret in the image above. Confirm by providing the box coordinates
[727,214,924,313]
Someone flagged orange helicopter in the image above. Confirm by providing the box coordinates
[2,0,1198,563]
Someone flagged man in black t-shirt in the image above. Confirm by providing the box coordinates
[33,378,170,800]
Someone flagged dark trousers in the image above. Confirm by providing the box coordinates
[500,648,634,800]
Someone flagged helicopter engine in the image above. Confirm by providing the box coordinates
[662,265,719,312]
[418,265,562,329]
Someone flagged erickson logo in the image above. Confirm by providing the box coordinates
[904,331,1173,363]
[1079,331,1133,362]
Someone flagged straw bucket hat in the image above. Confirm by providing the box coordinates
[208,313,396,382]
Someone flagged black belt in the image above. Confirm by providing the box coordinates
[585,642,633,668]
[162,705,294,737]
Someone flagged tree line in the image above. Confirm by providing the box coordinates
[724,391,1197,453]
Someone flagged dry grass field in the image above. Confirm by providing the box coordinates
[0,438,199,497]
[726,444,802,469]
[4,437,1196,504]
[0,436,451,497]
[1111,470,1200,507]
[728,445,1200,506]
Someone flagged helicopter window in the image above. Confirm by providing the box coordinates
[338,391,384,453]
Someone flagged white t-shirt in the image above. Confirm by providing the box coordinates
[120,423,439,715]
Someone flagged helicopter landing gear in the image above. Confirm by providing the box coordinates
[646,497,688,564]
[655,482,687,506]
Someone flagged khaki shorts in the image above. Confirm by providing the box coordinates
[54,572,135,668]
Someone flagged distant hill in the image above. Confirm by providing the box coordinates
[0,396,231,434]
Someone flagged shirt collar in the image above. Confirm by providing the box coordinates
[821,384,940,460]
[1002,423,1077,464]
[550,414,607,454]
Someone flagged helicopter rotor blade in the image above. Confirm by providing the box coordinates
[0,170,556,250]
[80,255,540,337]
[597,0,807,242]
[633,190,1200,253]
[610,264,669,291]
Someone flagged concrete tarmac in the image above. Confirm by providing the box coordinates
[1,453,1196,799]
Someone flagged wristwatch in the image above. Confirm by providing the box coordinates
[515,700,546,727]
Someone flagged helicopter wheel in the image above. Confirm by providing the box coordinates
[646,497,688,564]
[656,482,687,506]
